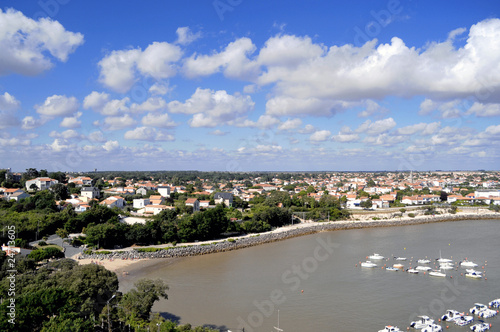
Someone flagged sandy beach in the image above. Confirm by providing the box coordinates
[73,207,500,273]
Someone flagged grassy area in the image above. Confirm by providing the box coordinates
[34,243,63,251]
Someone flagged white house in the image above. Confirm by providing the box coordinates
[68,176,93,187]
[1,188,29,201]
[157,186,171,197]
[25,177,59,191]
[185,198,200,212]
[99,196,125,208]
[133,198,150,209]
[80,187,100,199]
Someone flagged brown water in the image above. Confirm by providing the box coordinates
[119,220,500,331]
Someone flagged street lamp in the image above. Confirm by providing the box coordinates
[107,294,116,332]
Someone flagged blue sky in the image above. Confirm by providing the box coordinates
[1,0,500,172]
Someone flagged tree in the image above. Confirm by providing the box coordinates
[360,199,373,209]
[56,228,69,239]
[51,183,69,200]
[118,279,168,325]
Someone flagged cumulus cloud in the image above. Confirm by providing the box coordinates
[102,114,136,130]
[309,130,331,142]
[175,27,201,45]
[60,112,82,128]
[209,129,228,136]
[0,137,30,146]
[0,8,84,76]
[0,92,21,129]
[169,88,255,127]
[149,82,171,95]
[49,129,82,139]
[130,97,167,113]
[141,112,177,128]
[418,99,463,118]
[265,96,353,117]
[183,37,259,79]
[396,122,440,136]
[356,118,396,135]
[21,116,45,130]
[358,100,388,118]
[98,42,182,93]
[102,140,119,151]
[83,91,110,111]
[332,126,360,142]
[278,118,302,131]
[35,95,79,117]
[84,92,130,116]
[124,127,174,141]
[88,131,107,142]
[466,102,500,117]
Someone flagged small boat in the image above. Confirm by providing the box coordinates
[489,299,500,308]
[393,263,404,269]
[441,310,462,322]
[470,322,491,332]
[478,309,497,318]
[461,260,478,268]
[378,326,400,332]
[394,256,407,261]
[455,315,474,326]
[421,323,443,332]
[437,250,453,264]
[439,263,454,270]
[467,269,482,274]
[470,303,490,315]
[417,259,431,264]
[410,315,434,329]
[429,270,446,277]
[466,271,483,279]
[369,253,385,260]
[386,267,399,272]
[407,268,419,274]
[361,261,377,268]
[415,266,432,271]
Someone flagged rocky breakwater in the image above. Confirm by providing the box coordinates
[77,213,500,262]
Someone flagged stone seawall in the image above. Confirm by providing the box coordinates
[78,214,500,261]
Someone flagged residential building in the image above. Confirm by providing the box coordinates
[157,186,171,197]
[214,192,233,206]
[99,196,125,208]
[133,198,150,209]
[185,198,200,212]
[68,176,93,187]
[80,187,100,199]
[0,188,29,201]
[149,195,165,205]
[25,177,59,191]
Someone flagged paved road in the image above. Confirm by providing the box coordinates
[29,234,84,258]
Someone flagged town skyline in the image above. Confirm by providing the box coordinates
[1,1,500,172]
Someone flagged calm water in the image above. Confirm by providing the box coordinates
[119,220,500,331]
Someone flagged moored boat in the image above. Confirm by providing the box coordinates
[489,299,500,308]
[470,322,491,332]
[361,261,377,268]
[369,253,385,260]
[429,270,446,277]
[378,326,400,332]
[410,315,434,329]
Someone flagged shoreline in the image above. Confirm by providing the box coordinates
[74,210,500,272]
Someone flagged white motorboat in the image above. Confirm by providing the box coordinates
[410,315,434,329]
[470,303,487,314]
[378,326,400,332]
[421,323,443,332]
[461,260,479,268]
[478,309,497,319]
[386,267,399,272]
[467,269,482,274]
[407,268,419,274]
[455,315,474,326]
[361,261,377,268]
[429,270,446,277]
[394,256,407,261]
[417,259,431,264]
[466,271,483,279]
[489,299,500,308]
[369,253,385,260]
[437,250,453,264]
[415,266,432,271]
[393,263,404,269]
[470,322,491,332]
[439,263,454,270]
[441,310,462,322]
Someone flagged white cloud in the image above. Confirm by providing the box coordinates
[363,133,406,146]
[298,124,316,134]
[175,27,201,45]
[484,124,500,135]
[35,95,79,117]
[183,37,258,79]
[0,8,84,76]
[149,82,171,96]
[467,102,500,117]
[21,116,46,130]
[49,138,71,152]
[130,97,167,113]
[49,129,81,139]
[102,114,136,130]
[237,115,280,129]
[0,137,30,146]
[60,112,82,128]
[0,92,20,111]
[102,140,119,151]
[98,41,182,93]
[332,126,359,142]
[209,129,228,136]
[265,96,353,117]
[358,100,388,118]
[124,127,174,141]
[83,91,110,111]
[356,118,396,135]
[88,131,106,142]
[141,112,177,128]
[309,130,331,142]
[278,118,302,131]
[169,88,254,127]
[397,122,440,135]
[258,34,324,67]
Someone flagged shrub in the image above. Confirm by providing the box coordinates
[408,213,415,218]
[37,241,48,246]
